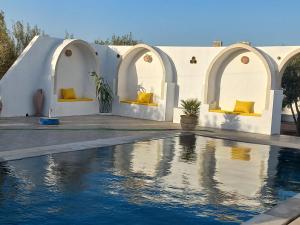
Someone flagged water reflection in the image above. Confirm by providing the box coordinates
[0,134,300,224]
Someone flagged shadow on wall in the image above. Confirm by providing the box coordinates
[221,114,241,130]
[124,103,164,121]
[166,54,179,107]
[204,114,218,128]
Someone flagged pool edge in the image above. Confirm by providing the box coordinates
[242,193,300,225]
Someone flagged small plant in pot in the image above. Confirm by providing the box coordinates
[180,99,201,131]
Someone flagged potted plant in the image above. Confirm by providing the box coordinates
[90,72,113,113]
[180,99,201,131]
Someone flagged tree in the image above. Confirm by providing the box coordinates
[64,30,74,39]
[95,32,139,45]
[12,21,43,55]
[282,55,300,135]
[0,11,44,78]
[0,11,16,78]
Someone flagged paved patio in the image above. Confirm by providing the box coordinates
[1,115,300,152]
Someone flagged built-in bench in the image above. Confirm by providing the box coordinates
[58,98,94,102]
[120,100,158,107]
[209,109,261,117]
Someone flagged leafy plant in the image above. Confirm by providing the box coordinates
[181,99,201,117]
[12,21,44,55]
[0,11,44,78]
[0,11,16,78]
[282,55,300,135]
[90,72,113,113]
[94,32,140,45]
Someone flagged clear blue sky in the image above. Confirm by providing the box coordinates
[1,0,300,46]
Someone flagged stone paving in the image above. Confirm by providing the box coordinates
[2,114,300,152]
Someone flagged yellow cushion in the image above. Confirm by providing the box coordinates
[137,92,153,103]
[233,100,254,113]
[61,88,76,99]
[58,98,94,102]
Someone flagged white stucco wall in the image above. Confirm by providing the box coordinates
[218,51,268,113]
[0,35,62,117]
[55,44,96,98]
[2,35,300,134]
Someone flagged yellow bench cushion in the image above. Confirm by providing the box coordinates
[61,88,76,99]
[209,109,261,117]
[120,100,158,107]
[58,98,94,102]
[233,100,254,113]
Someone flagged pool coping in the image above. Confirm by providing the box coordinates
[242,194,300,225]
[0,131,180,162]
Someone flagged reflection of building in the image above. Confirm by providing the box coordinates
[213,139,271,207]
[130,141,163,177]
[113,135,275,210]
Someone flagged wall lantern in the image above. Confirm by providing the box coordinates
[144,54,153,63]
[277,56,281,60]
[65,49,72,57]
[190,56,197,64]
[241,56,250,64]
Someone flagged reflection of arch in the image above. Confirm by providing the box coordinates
[51,39,99,97]
[204,43,276,110]
[278,48,300,86]
[117,44,173,101]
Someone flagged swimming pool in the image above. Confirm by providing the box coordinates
[1,134,300,224]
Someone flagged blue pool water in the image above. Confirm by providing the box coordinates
[1,134,300,225]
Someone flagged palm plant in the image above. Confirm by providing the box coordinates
[181,99,201,117]
[90,72,113,113]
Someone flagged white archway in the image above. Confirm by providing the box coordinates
[51,39,99,98]
[113,44,175,121]
[278,48,300,86]
[204,43,276,111]
[117,44,173,101]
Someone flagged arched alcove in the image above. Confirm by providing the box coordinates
[278,49,300,125]
[114,44,175,121]
[117,44,173,102]
[278,48,300,86]
[51,39,99,99]
[204,43,275,112]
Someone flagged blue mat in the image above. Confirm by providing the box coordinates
[39,117,60,125]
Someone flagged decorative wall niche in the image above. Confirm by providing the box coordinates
[143,54,153,63]
[190,56,197,64]
[241,56,249,64]
[65,49,72,57]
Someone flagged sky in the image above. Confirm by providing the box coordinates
[1,0,300,46]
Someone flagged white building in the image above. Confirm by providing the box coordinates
[1,35,300,135]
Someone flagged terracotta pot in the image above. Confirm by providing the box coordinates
[180,115,198,131]
[33,89,44,117]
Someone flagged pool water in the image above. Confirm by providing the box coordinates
[1,134,300,225]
